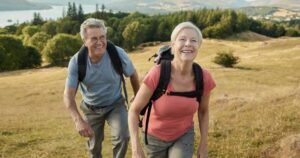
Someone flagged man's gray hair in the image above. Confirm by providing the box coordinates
[170,21,203,44]
[80,18,107,40]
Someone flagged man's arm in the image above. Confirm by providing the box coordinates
[130,70,140,96]
[63,86,94,137]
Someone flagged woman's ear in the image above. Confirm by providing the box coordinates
[171,41,175,47]
[82,39,87,46]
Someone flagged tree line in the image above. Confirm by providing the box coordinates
[0,3,300,71]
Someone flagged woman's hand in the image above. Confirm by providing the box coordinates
[132,148,146,158]
[197,142,208,158]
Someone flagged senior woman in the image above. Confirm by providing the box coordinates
[128,21,216,158]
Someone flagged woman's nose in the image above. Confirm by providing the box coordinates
[184,40,192,46]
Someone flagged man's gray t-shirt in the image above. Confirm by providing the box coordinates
[66,46,135,107]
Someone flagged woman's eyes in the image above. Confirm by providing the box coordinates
[178,38,197,42]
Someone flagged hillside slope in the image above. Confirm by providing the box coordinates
[0,37,299,157]
[0,0,51,11]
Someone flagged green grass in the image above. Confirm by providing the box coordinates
[1,37,300,158]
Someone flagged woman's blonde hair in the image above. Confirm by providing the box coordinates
[170,21,203,44]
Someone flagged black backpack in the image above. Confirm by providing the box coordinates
[76,41,128,104]
[141,45,204,144]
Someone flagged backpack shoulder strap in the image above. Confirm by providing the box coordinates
[77,45,88,82]
[152,60,171,100]
[193,63,204,103]
[142,60,172,145]
[139,60,171,115]
[106,41,123,75]
[106,41,129,104]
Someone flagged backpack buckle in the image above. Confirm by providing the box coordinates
[163,89,170,95]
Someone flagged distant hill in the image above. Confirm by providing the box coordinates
[248,0,300,10]
[6,0,300,13]
[236,6,300,21]
[0,0,51,11]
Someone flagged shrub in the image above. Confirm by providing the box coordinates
[285,29,300,37]
[0,35,41,71]
[28,32,51,52]
[213,50,240,68]
[43,33,82,65]
[22,46,41,68]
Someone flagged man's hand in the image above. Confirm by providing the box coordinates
[75,119,94,138]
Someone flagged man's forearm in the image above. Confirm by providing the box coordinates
[130,70,140,95]
[64,94,83,123]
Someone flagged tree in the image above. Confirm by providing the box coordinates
[0,45,5,70]
[22,25,40,37]
[77,4,85,23]
[22,25,41,45]
[101,4,105,13]
[28,32,51,52]
[4,25,18,34]
[41,20,57,36]
[95,3,100,18]
[155,20,171,41]
[56,19,80,35]
[72,2,77,20]
[67,2,72,17]
[32,12,43,25]
[0,35,41,71]
[22,46,41,68]
[42,34,82,65]
[122,21,146,50]
[285,29,300,37]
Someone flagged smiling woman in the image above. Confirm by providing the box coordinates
[128,21,216,158]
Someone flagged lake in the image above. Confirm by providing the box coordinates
[0,5,97,27]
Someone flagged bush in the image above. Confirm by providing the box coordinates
[213,50,240,67]
[0,35,41,71]
[23,46,41,68]
[28,32,51,52]
[22,25,41,45]
[285,29,300,37]
[43,33,82,65]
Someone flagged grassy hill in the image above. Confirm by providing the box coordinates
[0,37,300,157]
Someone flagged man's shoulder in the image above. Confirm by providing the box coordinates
[68,51,80,67]
[112,44,127,55]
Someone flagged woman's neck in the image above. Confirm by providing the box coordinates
[171,59,193,76]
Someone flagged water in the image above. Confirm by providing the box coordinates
[0,5,97,27]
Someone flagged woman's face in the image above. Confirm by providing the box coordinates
[172,28,200,62]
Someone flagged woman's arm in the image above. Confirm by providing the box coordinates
[197,94,210,158]
[128,83,153,158]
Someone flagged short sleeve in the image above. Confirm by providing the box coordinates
[66,55,79,89]
[202,69,216,96]
[143,65,161,92]
[116,46,135,77]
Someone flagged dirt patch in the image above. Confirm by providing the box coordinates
[262,134,300,158]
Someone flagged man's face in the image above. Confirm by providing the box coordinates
[83,27,107,58]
